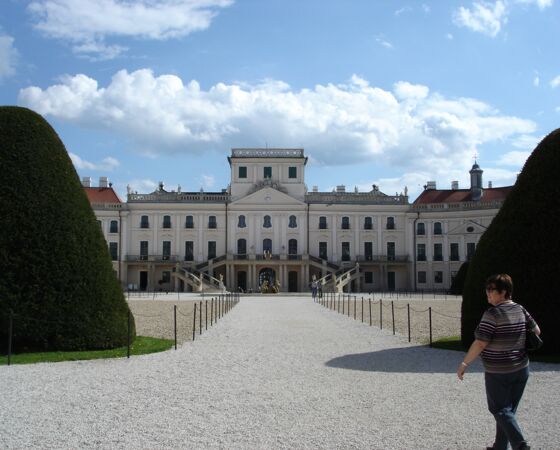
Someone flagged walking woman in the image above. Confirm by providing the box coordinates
[457,274,540,450]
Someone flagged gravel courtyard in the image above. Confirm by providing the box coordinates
[1,296,558,449]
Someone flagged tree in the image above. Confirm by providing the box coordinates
[449,262,469,296]
[0,106,134,351]
[461,128,560,354]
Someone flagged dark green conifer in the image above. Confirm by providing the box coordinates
[0,106,134,351]
[461,129,560,354]
[449,262,469,296]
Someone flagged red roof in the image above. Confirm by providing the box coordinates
[413,186,512,204]
[84,187,122,204]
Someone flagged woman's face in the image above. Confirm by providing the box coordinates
[486,285,507,305]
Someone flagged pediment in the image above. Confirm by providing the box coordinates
[448,221,486,236]
[231,187,305,208]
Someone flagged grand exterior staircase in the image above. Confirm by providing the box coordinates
[316,263,360,293]
[172,265,226,293]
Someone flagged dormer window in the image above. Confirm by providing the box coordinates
[288,215,297,228]
[263,215,272,228]
[264,166,272,179]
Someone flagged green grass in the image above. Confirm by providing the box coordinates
[0,336,174,365]
[431,336,560,363]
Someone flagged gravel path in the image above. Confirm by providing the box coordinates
[1,296,558,449]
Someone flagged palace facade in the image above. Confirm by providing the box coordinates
[85,148,510,293]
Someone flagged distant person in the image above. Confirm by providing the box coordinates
[457,274,540,450]
[317,282,323,299]
[310,279,318,300]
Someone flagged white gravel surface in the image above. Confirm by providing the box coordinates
[1,296,558,449]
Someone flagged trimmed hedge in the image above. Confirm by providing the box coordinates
[0,106,135,351]
[449,262,469,296]
[461,128,560,354]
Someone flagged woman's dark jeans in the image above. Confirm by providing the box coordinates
[485,366,529,450]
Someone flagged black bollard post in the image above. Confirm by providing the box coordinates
[361,297,364,323]
[369,298,372,326]
[429,307,433,347]
[392,301,395,335]
[127,310,131,358]
[380,299,383,330]
[205,300,208,330]
[354,296,356,320]
[174,305,177,350]
[407,303,411,343]
[210,298,213,326]
[199,301,202,335]
[8,310,13,366]
[193,303,197,341]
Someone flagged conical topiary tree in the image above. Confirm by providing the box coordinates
[0,106,135,351]
[461,128,560,354]
[449,262,469,296]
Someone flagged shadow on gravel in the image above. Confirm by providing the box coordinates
[325,346,557,373]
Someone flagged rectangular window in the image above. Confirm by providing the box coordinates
[140,241,148,260]
[341,216,350,230]
[162,241,171,260]
[110,220,118,233]
[319,216,327,229]
[319,242,328,260]
[364,242,373,260]
[434,222,443,235]
[288,166,297,178]
[418,271,427,284]
[417,244,426,261]
[434,271,443,284]
[185,241,194,261]
[185,215,194,229]
[341,242,351,261]
[467,242,476,261]
[264,166,272,178]
[238,166,247,178]
[208,216,217,229]
[386,217,395,230]
[433,243,443,261]
[109,242,118,261]
[140,215,149,228]
[364,272,373,284]
[417,222,425,235]
[364,217,373,230]
[163,215,172,229]
[450,243,460,261]
[161,271,171,283]
[387,242,395,261]
[208,241,216,259]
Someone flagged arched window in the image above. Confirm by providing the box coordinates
[434,222,442,235]
[417,222,425,235]
[238,215,246,228]
[237,238,247,258]
[288,239,298,257]
[263,238,272,253]
[341,216,350,229]
[288,215,297,228]
[263,215,272,228]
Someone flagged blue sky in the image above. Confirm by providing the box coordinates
[1,0,559,200]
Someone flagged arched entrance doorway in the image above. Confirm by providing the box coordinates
[258,268,276,291]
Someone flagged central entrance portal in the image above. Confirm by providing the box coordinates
[258,268,276,292]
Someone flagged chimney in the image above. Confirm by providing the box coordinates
[312,185,318,192]
[488,181,492,188]
[82,176,91,188]
[99,176,108,188]
[426,181,437,190]
[451,181,459,190]
[336,185,346,193]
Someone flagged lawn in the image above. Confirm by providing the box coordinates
[1,336,174,365]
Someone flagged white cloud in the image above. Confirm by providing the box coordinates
[453,1,507,37]
[550,75,560,88]
[511,133,541,150]
[0,33,19,79]
[446,33,454,40]
[453,0,553,37]
[19,70,537,182]
[533,75,540,87]
[200,174,216,190]
[497,150,530,166]
[126,179,158,194]
[395,7,412,16]
[27,0,234,60]
[69,152,120,171]
[375,37,393,49]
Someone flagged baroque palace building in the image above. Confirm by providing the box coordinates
[85,148,511,293]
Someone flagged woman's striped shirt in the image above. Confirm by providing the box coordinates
[474,302,537,374]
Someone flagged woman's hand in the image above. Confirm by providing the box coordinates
[457,362,467,380]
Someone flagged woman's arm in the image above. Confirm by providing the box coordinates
[456,339,489,380]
